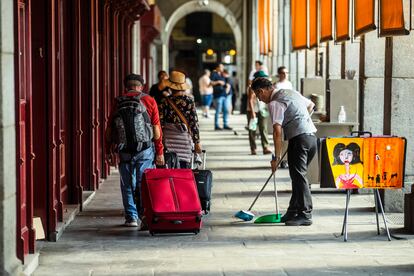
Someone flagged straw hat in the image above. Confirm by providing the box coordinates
[164,71,190,91]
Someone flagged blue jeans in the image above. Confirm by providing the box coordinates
[118,146,154,221]
[214,96,229,128]
[226,94,232,112]
[202,94,213,107]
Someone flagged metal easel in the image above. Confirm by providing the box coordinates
[341,189,391,242]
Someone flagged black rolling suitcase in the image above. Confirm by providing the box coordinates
[192,150,213,214]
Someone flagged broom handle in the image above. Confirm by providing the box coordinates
[247,149,288,211]
[273,174,279,214]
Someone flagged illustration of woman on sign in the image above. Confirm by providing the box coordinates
[333,143,363,189]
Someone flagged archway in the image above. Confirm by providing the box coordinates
[161,0,244,93]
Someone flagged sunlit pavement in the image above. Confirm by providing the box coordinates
[34,112,414,276]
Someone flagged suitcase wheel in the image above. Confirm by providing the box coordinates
[194,229,200,235]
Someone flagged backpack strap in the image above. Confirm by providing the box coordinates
[165,97,192,136]
[119,92,151,124]
[135,93,152,124]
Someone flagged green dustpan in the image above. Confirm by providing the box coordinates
[254,213,282,223]
[254,171,282,224]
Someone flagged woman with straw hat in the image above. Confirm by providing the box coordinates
[158,70,202,168]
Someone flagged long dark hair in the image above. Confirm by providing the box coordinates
[332,142,362,165]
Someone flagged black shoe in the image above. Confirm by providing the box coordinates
[285,215,312,226]
[223,126,233,130]
[138,217,149,231]
[280,212,297,223]
[215,127,223,131]
[280,160,289,169]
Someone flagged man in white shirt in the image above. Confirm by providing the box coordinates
[275,66,293,91]
[248,60,269,82]
[251,77,317,227]
[199,69,213,118]
[275,66,293,169]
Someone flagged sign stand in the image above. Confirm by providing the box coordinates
[341,189,391,242]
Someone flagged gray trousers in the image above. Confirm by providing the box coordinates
[247,112,270,151]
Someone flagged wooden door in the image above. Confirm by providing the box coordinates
[56,0,69,214]
[73,0,84,203]
[31,0,49,238]
[91,0,99,189]
[16,2,28,259]
[79,0,94,191]
[15,0,35,261]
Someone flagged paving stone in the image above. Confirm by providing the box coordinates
[34,113,414,275]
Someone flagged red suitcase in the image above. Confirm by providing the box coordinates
[142,168,202,235]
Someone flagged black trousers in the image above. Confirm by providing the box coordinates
[286,133,317,219]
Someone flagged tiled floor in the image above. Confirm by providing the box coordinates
[34,112,414,276]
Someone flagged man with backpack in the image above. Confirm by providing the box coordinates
[106,74,164,229]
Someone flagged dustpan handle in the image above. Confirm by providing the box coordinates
[247,149,288,211]
[273,174,279,215]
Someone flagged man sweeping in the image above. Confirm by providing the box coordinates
[250,77,317,226]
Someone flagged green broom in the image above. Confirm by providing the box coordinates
[254,161,282,224]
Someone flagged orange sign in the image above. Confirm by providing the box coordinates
[326,137,406,189]
[363,138,406,189]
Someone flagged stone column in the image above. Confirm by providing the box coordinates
[161,40,168,72]
[245,0,255,80]
[131,21,141,74]
[282,0,290,70]
[0,0,21,274]
[328,41,342,80]
[305,49,316,78]
[384,31,414,212]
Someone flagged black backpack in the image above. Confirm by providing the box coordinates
[112,94,153,152]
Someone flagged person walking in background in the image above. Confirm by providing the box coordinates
[106,74,165,229]
[251,77,317,226]
[222,69,234,116]
[246,71,272,155]
[275,66,293,169]
[158,71,202,168]
[248,60,268,83]
[275,66,293,90]
[199,69,213,118]
[211,63,232,130]
[241,60,268,116]
[231,71,239,114]
[184,76,194,98]
[149,70,169,105]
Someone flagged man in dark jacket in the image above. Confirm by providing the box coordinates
[149,70,169,105]
[211,63,232,130]
[106,74,164,229]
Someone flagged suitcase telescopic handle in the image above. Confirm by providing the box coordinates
[191,150,207,170]
[351,131,372,137]
[201,150,206,170]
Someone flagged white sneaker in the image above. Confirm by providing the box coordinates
[124,220,138,227]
